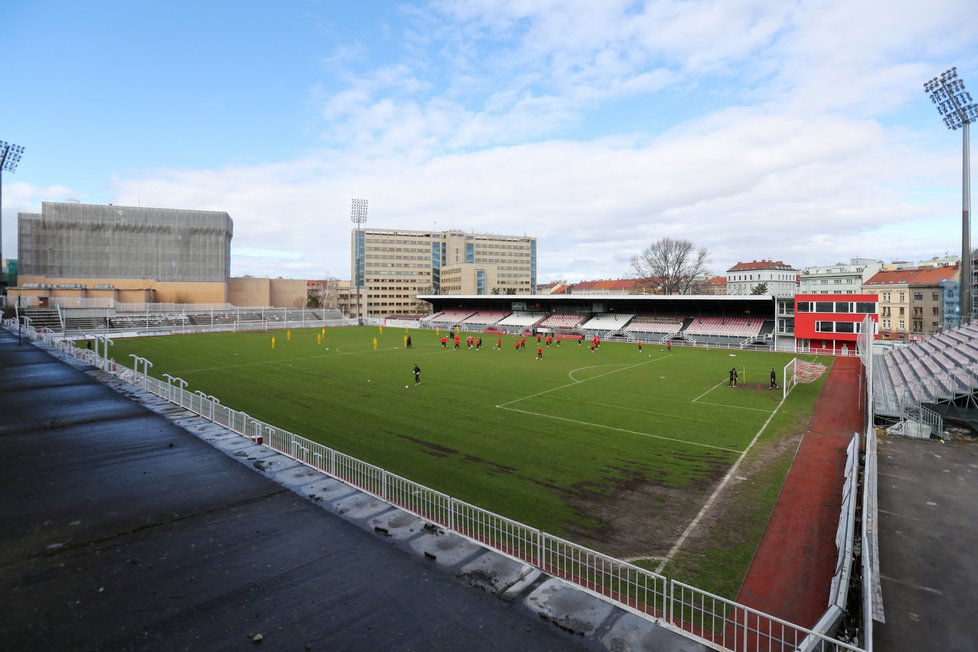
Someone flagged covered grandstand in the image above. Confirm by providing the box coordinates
[419,294,783,349]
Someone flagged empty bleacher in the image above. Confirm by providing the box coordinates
[685,317,763,339]
[875,324,978,417]
[581,313,635,332]
[537,314,585,331]
[496,312,546,330]
[461,311,511,326]
[626,315,684,335]
[426,310,476,325]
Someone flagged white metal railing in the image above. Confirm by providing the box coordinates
[670,581,864,652]
[11,323,867,652]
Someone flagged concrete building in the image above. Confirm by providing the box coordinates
[700,275,727,295]
[351,228,537,318]
[726,260,798,297]
[863,265,959,339]
[793,293,879,354]
[15,201,232,304]
[227,278,308,308]
[799,259,883,295]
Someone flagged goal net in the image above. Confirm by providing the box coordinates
[783,358,828,399]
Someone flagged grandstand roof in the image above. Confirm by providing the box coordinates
[863,265,959,286]
[727,259,796,272]
[420,293,777,319]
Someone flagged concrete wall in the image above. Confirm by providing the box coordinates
[14,275,227,304]
[227,278,271,306]
[269,279,307,308]
[227,278,307,307]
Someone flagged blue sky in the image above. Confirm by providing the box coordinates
[2,0,977,282]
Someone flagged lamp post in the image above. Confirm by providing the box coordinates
[925,67,978,324]
[0,141,25,293]
[350,198,368,324]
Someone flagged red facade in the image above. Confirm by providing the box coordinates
[793,293,879,354]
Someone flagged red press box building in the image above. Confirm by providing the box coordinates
[793,293,879,354]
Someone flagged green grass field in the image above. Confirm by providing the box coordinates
[104,326,830,597]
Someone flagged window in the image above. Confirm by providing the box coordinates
[899,292,905,302]
[913,292,923,300]
[797,302,812,313]
[855,302,875,313]
[933,306,939,316]
[933,292,939,301]
[816,321,835,332]
[835,322,855,333]
[815,301,833,313]
[899,307,905,316]
[834,302,852,313]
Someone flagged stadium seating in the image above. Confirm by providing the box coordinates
[537,314,585,329]
[580,313,635,332]
[426,310,476,324]
[685,316,763,338]
[626,315,683,334]
[461,311,511,326]
[875,324,978,414]
[496,313,546,329]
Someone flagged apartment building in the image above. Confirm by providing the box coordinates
[863,265,959,338]
[799,258,882,295]
[726,260,798,297]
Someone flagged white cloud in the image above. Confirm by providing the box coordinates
[17,0,978,284]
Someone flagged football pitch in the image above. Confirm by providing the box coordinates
[106,326,830,597]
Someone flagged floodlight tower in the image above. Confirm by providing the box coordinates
[0,141,25,292]
[350,198,368,324]
[925,68,978,323]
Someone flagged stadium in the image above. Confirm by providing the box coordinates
[5,203,978,651]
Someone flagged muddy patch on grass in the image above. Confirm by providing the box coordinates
[559,462,728,559]
[463,455,515,474]
[559,428,803,562]
[679,429,803,555]
[395,434,458,457]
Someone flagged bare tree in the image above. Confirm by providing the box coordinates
[631,237,710,295]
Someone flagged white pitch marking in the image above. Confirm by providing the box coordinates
[496,405,744,453]
[501,356,668,409]
[654,392,789,575]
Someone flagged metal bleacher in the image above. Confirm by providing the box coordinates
[874,324,978,420]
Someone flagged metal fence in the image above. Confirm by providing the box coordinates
[13,323,867,652]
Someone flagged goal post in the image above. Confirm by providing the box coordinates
[783,358,828,399]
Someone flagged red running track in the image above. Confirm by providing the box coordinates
[736,356,862,629]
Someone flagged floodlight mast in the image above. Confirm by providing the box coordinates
[0,141,25,293]
[925,67,978,324]
[350,198,368,324]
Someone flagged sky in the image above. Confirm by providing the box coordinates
[2,0,977,283]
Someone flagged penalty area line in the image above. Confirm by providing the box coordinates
[654,392,788,575]
[496,405,743,454]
